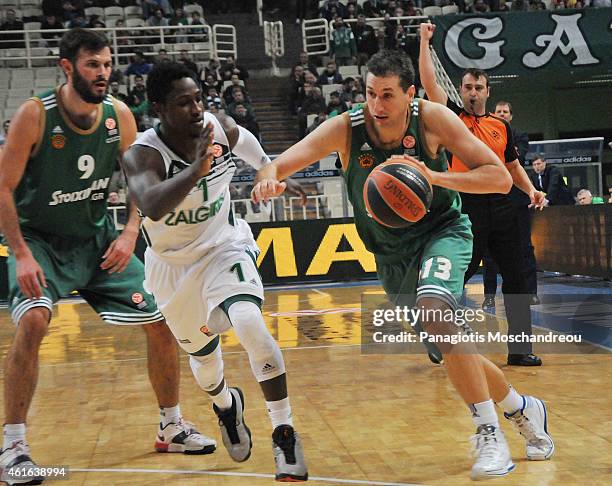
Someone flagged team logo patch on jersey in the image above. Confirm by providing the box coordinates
[490,129,501,140]
[51,134,65,149]
[200,325,213,337]
[131,292,144,304]
[105,117,116,130]
[212,144,223,158]
[402,135,416,149]
[358,153,375,168]
[52,125,64,134]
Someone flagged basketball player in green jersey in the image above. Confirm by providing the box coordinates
[0,29,214,485]
[252,50,554,480]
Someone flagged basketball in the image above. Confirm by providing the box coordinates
[363,158,433,228]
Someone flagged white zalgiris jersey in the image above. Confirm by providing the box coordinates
[135,112,254,264]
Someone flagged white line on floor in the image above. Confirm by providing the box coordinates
[69,467,421,486]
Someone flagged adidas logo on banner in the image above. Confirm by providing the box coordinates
[360,142,372,151]
[52,125,64,134]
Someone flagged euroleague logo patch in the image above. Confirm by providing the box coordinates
[51,134,65,149]
[358,154,375,169]
[200,325,213,336]
[105,117,116,130]
[131,292,144,304]
[212,144,223,158]
[402,136,416,149]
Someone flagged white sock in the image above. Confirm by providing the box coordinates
[266,397,293,429]
[211,382,233,410]
[498,386,525,415]
[470,399,499,427]
[160,404,181,427]
[3,423,26,450]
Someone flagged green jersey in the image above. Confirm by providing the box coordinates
[342,100,464,262]
[15,88,121,239]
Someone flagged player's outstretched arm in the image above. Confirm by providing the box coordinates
[0,100,48,298]
[421,101,512,194]
[252,114,349,203]
[419,22,448,106]
[122,122,215,221]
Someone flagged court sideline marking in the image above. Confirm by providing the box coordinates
[69,467,422,485]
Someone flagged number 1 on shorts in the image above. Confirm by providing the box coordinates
[230,262,245,282]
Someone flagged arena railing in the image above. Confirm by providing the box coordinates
[302,15,428,57]
[0,24,237,68]
[107,192,353,229]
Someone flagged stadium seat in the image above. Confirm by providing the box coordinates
[423,6,442,16]
[321,83,342,103]
[338,65,359,78]
[306,114,317,130]
[30,47,52,67]
[123,5,142,19]
[222,79,245,91]
[184,4,204,16]
[24,21,41,40]
[0,0,19,9]
[4,49,27,68]
[441,5,460,14]
[5,97,25,109]
[35,67,59,79]
[9,87,32,99]
[84,7,104,18]
[10,77,34,88]
[104,6,124,21]
[21,7,42,20]
[126,17,145,28]
[12,68,34,79]
[34,76,56,89]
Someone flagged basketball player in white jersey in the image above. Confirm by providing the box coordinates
[122,62,308,482]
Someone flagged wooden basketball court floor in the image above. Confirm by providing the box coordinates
[0,278,610,485]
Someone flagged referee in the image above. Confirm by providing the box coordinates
[420,23,545,366]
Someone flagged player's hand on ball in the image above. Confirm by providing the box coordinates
[389,154,436,185]
[195,122,215,178]
[251,179,287,203]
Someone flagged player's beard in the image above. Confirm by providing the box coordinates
[72,66,107,104]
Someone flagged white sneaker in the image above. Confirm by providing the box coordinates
[470,425,515,481]
[155,419,216,454]
[0,440,44,485]
[505,395,555,460]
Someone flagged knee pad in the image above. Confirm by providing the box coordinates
[227,300,286,382]
[189,341,224,392]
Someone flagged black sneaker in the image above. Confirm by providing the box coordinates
[272,425,308,482]
[482,296,496,309]
[213,387,252,462]
[507,353,542,366]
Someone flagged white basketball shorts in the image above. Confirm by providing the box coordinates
[144,237,264,354]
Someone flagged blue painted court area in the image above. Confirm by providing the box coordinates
[465,273,612,351]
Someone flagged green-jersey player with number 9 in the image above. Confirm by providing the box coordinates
[0,29,214,485]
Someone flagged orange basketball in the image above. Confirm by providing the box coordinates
[363,158,433,228]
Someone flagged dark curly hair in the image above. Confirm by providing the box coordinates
[146,61,200,104]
